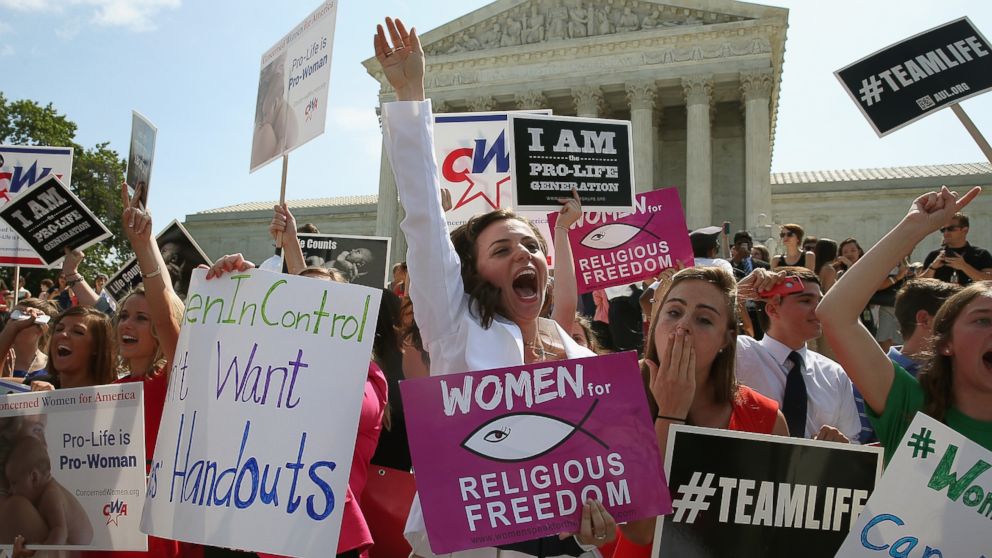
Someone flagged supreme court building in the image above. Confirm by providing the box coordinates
[185,0,992,273]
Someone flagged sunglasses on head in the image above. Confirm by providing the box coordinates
[939,225,963,233]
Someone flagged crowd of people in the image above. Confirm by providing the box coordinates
[0,15,989,558]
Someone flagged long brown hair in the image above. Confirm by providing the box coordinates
[449,209,547,328]
[920,282,992,421]
[48,306,116,386]
[640,267,739,417]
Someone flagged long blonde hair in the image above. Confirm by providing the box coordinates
[114,286,185,374]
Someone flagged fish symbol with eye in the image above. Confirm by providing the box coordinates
[461,399,608,462]
[579,214,660,251]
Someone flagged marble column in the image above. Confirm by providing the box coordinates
[683,75,713,229]
[741,70,774,234]
[572,85,605,118]
[374,129,403,266]
[625,81,657,194]
[515,90,548,110]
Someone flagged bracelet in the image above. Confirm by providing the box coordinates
[655,414,686,423]
[555,225,568,231]
[141,265,162,279]
[67,277,85,288]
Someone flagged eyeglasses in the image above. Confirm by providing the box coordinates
[779,231,796,238]
[939,225,963,233]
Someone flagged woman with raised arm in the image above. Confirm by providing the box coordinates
[376,16,615,558]
[817,186,992,464]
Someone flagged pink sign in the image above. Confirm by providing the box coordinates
[401,352,672,554]
[549,187,694,293]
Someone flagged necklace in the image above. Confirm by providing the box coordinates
[524,319,564,362]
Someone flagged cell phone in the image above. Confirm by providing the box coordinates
[8,310,50,324]
[722,221,731,235]
[758,277,805,298]
[943,247,957,257]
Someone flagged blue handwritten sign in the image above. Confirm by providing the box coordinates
[140,269,380,557]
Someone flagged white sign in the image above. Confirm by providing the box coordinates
[836,413,992,557]
[0,145,74,268]
[249,1,338,172]
[140,269,381,557]
[0,384,147,552]
[433,110,556,266]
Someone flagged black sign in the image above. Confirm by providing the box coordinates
[297,233,391,288]
[106,220,211,302]
[656,425,882,558]
[0,175,111,265]
[509,114,635,211]
[836,17,992,136]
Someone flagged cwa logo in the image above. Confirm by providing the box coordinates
[304,97,319,121]
[441,130,510,212]
[0,161,61,202]
[103,499,128,526]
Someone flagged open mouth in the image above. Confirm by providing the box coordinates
[983,351,992,370]
[512,269,539,302]
[56,345,72,357]
[121,335,138,345]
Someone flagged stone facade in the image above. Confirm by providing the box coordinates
[361,0,790,263]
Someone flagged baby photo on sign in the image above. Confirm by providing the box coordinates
[0,414,93,545]
[297,233,391,288]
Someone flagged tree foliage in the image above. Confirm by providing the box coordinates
[0,92,131,292]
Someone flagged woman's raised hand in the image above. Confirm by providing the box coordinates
[203,253,255,280]
[374,17,425,101]
[556,186,583,229]
[646,328,696,421]
[905,185,981,234]
[121,181,153,247]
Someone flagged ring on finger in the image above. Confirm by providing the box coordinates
[594,533,607,540]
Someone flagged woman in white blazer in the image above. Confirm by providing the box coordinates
[376,17,617,558]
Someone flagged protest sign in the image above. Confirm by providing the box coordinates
[141,269,381,557]
[0,383,146,551]
[0,379,30,395]
[0,175,111,266]
[249,1,338,172]
[509,114,635,212]
[401,351,672,554]
[297,233,390,288]
[836,17,992,137]
[652,425,883,558]
[126,111,157,208]
[0,145,74,267]
[105,220,212,303]
[836,413,992,557]
[548,188,693,294]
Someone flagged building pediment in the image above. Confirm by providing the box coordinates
[418,0,764,57]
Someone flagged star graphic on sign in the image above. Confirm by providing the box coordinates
[106,511,123,526]
[453,173,511,212]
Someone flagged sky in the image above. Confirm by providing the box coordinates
[1,0,991,230]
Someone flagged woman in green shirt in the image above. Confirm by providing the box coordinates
[816,186,992,464]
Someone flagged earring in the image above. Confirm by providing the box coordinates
[942,347,952,355]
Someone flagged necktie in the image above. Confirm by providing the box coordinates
[783,351,808,438]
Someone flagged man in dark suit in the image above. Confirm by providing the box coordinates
[730,230,769,280]
[731,230,770,339]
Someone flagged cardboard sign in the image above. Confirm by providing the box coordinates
[652,425,883,558]
[126,111,157,208]
[0,145,74,267]
[548,188,694,294]
[401,351,672,554]
[297,233,391,288]
[140,269,381,557]
[249,1,338,172]
[0,175,111,266]
[836,17,992,136]
[0,383,147,551]
[509,114,635,212]
[837,413,992,557]
[105,220,212,303]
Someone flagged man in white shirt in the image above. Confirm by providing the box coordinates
[689,226,735,278]
[736,266,861,442]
